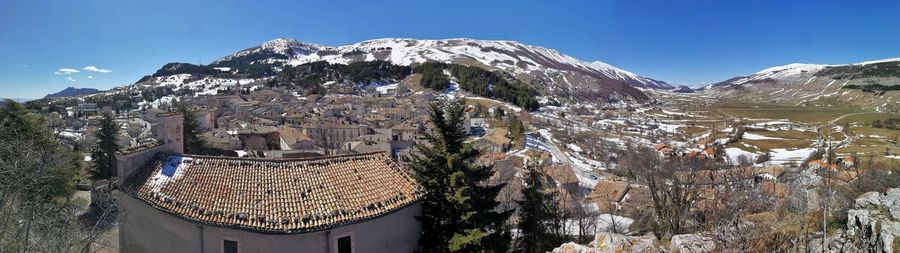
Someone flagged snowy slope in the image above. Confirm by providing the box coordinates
[707,63,829,88]
[711,57,900,88]
[212,38,672,90]
[211,38,328,65]
[705,58,900,111]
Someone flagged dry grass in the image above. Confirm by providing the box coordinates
[850,126,900,139]
[835,112,900,125]
[716,102,861,123]
[677,126,709,137]
[399,73,424,92]
[742,139,813,151]
[465,97,503,109]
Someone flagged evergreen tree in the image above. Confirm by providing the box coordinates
[494,107,505,120]
[515,159,564,253]
[175,102,206,154]
[508,114,525,143]
[90,112,119,180]
[410,97,512,252]
[0,100,84,251]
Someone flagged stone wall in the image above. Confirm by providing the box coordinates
[119,195,422,253]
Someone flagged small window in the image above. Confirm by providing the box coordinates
[224,240,238,253]
[337,235,352,253]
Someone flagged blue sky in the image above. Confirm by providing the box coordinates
[1,0,899,98]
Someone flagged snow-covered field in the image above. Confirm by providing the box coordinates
[743,132,785,140]
[769,148,816,165]
[724,147,759,164]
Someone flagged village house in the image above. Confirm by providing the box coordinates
[303,122,369,151]
[474,127,512,154]
[653,143,675,158]
[588,179,631,212]
[115,112,424,253]
[76,103,99,116]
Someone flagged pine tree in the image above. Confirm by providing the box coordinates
[494,107,505,120]
[410,97,512,252]
[508,114,525,143]
[175,102,205,154]
[90,112,119,180]
[516,159,564,253]
[0,100,84,251]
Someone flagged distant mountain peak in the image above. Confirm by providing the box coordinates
[259,38,325,54]
[211,38,326,65]
[706,57,900,111]
[716,57,900,88]
[44,86,101,98]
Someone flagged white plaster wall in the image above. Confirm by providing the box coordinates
[120,195,422,253]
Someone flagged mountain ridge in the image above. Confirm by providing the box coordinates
[705,58,900,112]
[44,87,101,98]
[137,37,674,103]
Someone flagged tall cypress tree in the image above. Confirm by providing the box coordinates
[515,159,564,253]
[410,97,512,252]
[175,102,205,154]
[508,114,525,143]
[90,112,119,180]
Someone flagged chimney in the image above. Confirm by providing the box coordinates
[155,112,184,154]
[115,111,184,186]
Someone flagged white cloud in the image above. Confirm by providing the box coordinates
[54,68,80,75]
[87,76,94,79]
[82,66,111,73]
[67,77,76,82]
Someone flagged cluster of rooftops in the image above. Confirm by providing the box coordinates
[123,152,423,234]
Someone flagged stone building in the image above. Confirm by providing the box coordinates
[116,112,424,253]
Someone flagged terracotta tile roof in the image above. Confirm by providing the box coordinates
[117,140,162,155]
[481,128,511,146]
[588,180,630,202]
[123,152,423,234]
[156,111,182,117]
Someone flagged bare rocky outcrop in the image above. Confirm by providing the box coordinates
[846,188,900,253]
[669,233,716,253]
[806,230,861,253]
[551,232,659,253]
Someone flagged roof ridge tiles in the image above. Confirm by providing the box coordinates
[123,151,422,234]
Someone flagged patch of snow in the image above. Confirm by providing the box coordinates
[563,211,634,235]
[853,57,900,66]
[374,83,399,94]
[724,148,759,165]
[769,148,816,165]
[743,132,785,140]
[566,143,583,153]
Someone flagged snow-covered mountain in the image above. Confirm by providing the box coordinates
[211,38,329,66]
[137,37,674,103]
[706,58,900,112]
[258,38,671,90]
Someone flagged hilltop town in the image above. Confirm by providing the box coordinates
[3,37,900,253]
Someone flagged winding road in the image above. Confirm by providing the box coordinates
[537,129,600,195]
